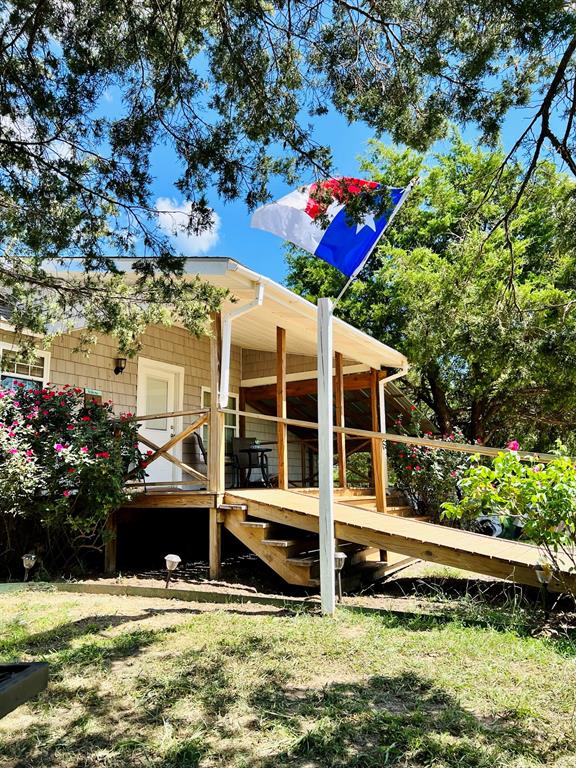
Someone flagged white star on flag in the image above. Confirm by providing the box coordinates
[355,213,377,234]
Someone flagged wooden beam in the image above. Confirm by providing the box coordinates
[144,414,208,466]
[371,369,387,513]
[244,370,387,401]
[239,387,246,438]
[334,352,347,488]
[138,434,208,482]
[276,326,288,489]
[209,507,222,579]
[221,408,562,463]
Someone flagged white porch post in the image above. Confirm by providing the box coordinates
[317,297,336,615]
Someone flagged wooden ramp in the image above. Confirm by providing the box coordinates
[224,488,575,592]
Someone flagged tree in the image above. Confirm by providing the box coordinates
[2,1,576,343]
[0,0,576,344]
[285,136,576,450]
[0,0,330,343]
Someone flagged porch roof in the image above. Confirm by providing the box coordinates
[183,258,407,372]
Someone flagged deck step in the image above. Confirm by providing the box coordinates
[240,520,271,530]
[261,537,314,547]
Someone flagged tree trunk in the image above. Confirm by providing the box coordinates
[426,367,453,436]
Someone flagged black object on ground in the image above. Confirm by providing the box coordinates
[0,663,49,719]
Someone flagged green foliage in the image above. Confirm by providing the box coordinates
[441,447,576,552]
[390,425,472,522]
[0,383,143,574]
[286,136,576,449]
[3,2,576,341]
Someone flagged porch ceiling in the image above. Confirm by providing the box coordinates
[186,258,407,371]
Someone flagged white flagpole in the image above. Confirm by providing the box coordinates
[316,177,418,616]
[335,177,418,305]
[317,296,336,615]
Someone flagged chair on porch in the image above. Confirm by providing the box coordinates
[231,437,271,488]
[194,432,244,488]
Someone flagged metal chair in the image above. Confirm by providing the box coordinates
[232,437,271,487]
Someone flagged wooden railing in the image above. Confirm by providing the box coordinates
[126,408,210,486]
[123,405,558,495]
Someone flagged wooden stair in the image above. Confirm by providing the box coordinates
[222,505,404,589]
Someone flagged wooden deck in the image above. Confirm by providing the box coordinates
[224,488,575,592]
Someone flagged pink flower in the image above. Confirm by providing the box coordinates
[95,451,110,459]
[507,440,520,451]
[80,446,89,454]
[406,465,412,471]
[146,450,154,456]
[414,465,422,472]
[9,448,18,455]
[54,443,65,452]
[26,449,34,457]
[80,416,91,422]
[63,490,70,497]
[67,425,75,430]
[450,470,457,478]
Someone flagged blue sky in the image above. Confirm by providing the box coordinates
[148,104,541,285]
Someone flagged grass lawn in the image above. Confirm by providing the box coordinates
[0,588,575,767]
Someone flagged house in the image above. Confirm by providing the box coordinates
[1,257,566,592]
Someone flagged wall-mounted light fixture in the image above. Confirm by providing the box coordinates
[114,357,127,376]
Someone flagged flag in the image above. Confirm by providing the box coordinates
[251,177,406,278]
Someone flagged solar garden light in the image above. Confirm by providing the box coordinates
[21,553,37,582]
[334,551,347,603]
[164,554,181,589]
[535,558,553,617]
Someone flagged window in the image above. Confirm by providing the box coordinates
[202,388,238,455]
[0,345,50,391]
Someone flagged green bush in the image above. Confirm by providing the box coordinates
[389,426,472,522]
[441,447,576,546]
[0,383,144,574]
[441,446,576,587]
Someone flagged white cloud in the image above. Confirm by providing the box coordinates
[156,197,221,256]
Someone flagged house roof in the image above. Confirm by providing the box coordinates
[177,257,408,372]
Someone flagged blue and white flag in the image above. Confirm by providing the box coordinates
[251,177,408,278]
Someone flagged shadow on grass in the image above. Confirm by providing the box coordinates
[1,632,569,768]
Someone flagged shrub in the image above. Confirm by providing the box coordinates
[0,383,144,574]
[441,446,576,588]
[389,426,472,522]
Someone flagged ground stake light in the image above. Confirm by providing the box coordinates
[334,551,347,603]
[164,554,181,589]
[535,559,553,617]
[22,553,37,582]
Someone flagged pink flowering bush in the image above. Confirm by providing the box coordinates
[0,384,144,574]
[389,422,473,522]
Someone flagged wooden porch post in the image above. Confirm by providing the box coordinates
[276,326,288,489]
[239,387,246,438]
[209,312,225,579]
[334,352,347,488]
[371,369,387,513]
[379,376,389,491]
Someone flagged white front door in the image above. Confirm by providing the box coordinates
[137,358,184,484]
